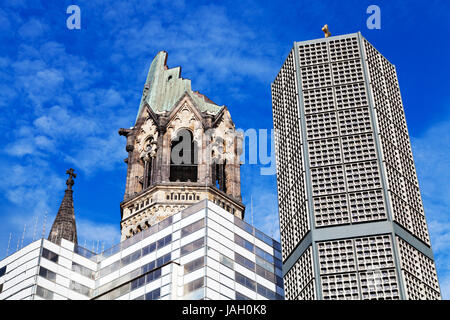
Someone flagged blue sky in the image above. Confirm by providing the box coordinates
[0,0,449,298]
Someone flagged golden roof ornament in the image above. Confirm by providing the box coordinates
[322,24,331,38]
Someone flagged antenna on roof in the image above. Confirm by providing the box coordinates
[251,195,254,226]
[32,215,38,241]
[271,216,275,238]
[42,211,48,239]
[20,224,26,249]
[6,233,12,256]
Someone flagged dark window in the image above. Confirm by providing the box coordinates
[156,253,171,267]
[145,288,161,300]
[255,246,274,264]
[184,277,204,294]
[184,257,205,274]
[0,266,6,277]
[142,242,156,256]
[121,254,131,267]
[131,276,146,290]
[99,260,120,278]
[181,219,205,238]
[257,284,276,300]
[36,285,54,299]
[234,234,254,252]
[72,262,95,280]
[157,234,172,249]
[274,257,282,269]
[146,268,162,283]
[235,272,256,291]
[180,238,204,256]
[234,216,254,235]
[276,275,284,288]
[143,156,153,189]
[213,160,227,192]
[235,252,255,271]
[42,248,58,263]
[70,280,92,296]
[39,267,56,282]
[170,129,198,182]
[236,292,251,300]
[255,256,274,273]
[141,260,156,274]
[256,265,275,282]
[158,216,173,231]
[219,254,234,269]
[255,229,273,247]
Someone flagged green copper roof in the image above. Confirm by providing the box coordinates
[135,51,223,123]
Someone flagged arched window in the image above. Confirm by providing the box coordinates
[213,160,226,193]
[142,140,154,189]
[170,129,198,182]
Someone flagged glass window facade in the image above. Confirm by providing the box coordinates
[41,248,58,263]
[39,267,56,282]
[184,277,204,295]
[181,219,205,238]
[0,266,6,277]
[36,285,54,299]
[181,237,205,256]
[1,200,283,301]
[184,257,205,274]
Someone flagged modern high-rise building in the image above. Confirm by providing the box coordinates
[0,200,283,300]
[271,32,441,300]
[0,51,284,301]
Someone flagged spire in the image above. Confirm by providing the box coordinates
[48,168,78,245]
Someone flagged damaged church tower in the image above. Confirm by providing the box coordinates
[118,51,245,240]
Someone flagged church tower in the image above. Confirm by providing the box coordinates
[48,168,78,245]
[118,51,244,240]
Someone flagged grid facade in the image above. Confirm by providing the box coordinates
[272,33,440,300]
[396,237,440,299]
[363,39,431,246]
[284,246,314,300]
[297,34,387,230]
[317,235,399,300]
[272,50,310,262]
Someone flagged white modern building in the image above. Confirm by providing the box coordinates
[0,200,284,300]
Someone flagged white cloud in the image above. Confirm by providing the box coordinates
[64,133,126,175]
[33,105,98,138]
[18,18,47,39]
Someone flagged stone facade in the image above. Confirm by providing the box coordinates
[119,51,244,240]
